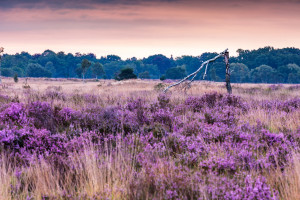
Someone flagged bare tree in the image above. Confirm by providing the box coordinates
[164,49,232,94]
[0,47,4,84]
[224,51,232,94]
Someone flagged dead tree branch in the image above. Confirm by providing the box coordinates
[164,48,228,93]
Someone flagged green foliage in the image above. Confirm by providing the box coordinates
[138,71,150,79]
[208,62,226,81]
[12,66,24,77]
[1,68,14,77]
[134,61,160,79]
[27,63,52,77]
[230,63,250,83]
[176,56,201,75]
[287,72,300,83]
[92,62,105,79]
[106,55,121,62]
[0,46,300,83]
[165,66,186,79]
[143,54,175,74]
[250,65,278,83]
[209,67,219,81]
[81,59,91,73]
[45,61,56,77]
[75,65,83,78]
[278,63,300,83]
[80,59,91,80]
[115,68,137,81]
[235,47,300,70]
[103,61,123,79]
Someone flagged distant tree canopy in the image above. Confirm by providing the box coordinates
[143,54,175,74]
[0,47,299,83]
[92,62,105,79]
[250,65,277,83]
[165,66,186,79]
[230,63,250,83]
[138,71,150,79]
[27,63,52,77]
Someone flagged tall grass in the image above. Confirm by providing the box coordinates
[0,78,299,199]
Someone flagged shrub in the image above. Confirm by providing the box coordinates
[115,68,137,81]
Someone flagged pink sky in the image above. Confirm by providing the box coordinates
[0,0,299,58]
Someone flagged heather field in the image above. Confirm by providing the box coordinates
[0,78,299,200]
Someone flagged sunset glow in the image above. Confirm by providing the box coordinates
[1,0,300,58]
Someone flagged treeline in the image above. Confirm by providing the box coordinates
[0,46,300,83]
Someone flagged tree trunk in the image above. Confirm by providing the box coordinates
[224,51,232,94]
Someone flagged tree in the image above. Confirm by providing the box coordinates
[115,68,137,81]
[134,61,160,79]
[27,63,52,77]
[209,67,219,81]
[138,71,150,79]
[92,62,105,79]
[176,56,201,75]
[1,68,14,77]
[209,62,226,81]
[230,63,250,83]
[287,72,300,83]
[75,64,83,78]
[103,61,123,79]
[45,61,56,77]
[106,55,121,62]
[165,66,186,79]
[143,54,174,74]
[12,66,24,77]
[81,59,91,81]
[160,75,166,81]
[278,63,300,83]
[250,65,277,83]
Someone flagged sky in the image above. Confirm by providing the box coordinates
[0,0,300,59]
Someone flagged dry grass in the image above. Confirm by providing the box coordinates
[0,140,137,200]
[265,153,300,200]
[241,108,300,132]
[0,77,299,199]
[1,77,298,101]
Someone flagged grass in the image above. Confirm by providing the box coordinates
[0,77,299,199]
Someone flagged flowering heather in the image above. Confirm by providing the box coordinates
[0,82,299,199]
[259,98,300,112]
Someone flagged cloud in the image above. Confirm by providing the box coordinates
[1,0,299,10]
[0,0,179,10]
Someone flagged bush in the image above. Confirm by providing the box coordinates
[115,68,137,81]
[160,75,166,81]
[14,73,18,83]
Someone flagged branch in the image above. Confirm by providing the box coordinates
[202,62,209,79]
[188,73,198,85]
[164,48,228,93]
